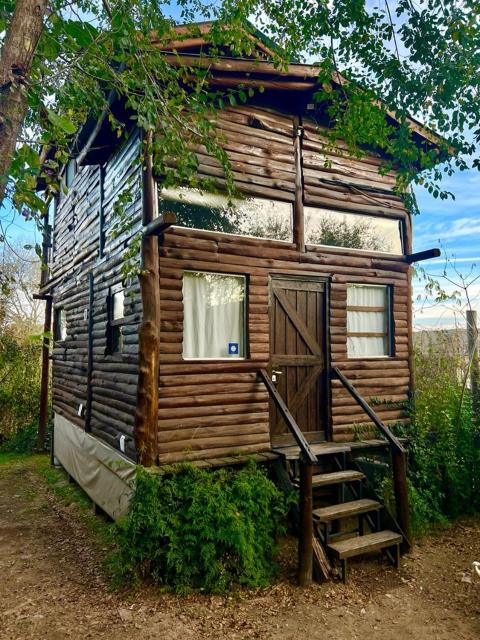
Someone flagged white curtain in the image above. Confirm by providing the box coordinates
[347,285,388,357]
[183,272,245,359]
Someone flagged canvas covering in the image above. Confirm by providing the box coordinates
[53,413,135,520]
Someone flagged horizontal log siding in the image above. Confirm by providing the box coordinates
[158,226,410,460]
[157,104,411,460]
[51,134,143,460]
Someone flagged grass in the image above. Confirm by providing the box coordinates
[0,452,116,555]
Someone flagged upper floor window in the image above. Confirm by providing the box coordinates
[347,284,392,358]
[59,159,77,200]
[106,284,125,354]
[183,271,246,360]
[305,207,403,255]
[54,308,67,341]
[158,187,293,243]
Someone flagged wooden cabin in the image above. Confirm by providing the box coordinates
[39,23,443,582]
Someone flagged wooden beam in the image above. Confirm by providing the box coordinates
[298,460,314,587]
[134,130,160,466]
[143,211,176,237]
[162,53,322,79]
[405,247,441,264]
[186,74,316,91]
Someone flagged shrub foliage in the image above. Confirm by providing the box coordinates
[0,333,42,452]
[111,462,288,592]
[408,331,480,534]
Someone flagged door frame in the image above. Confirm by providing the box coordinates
[268,273,332,443]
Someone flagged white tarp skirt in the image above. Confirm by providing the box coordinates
[53,413,135,520]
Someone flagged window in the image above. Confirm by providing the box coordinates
[59,159,77,201]
[347,284,392,358]
[54,308,67,341]
[107,284,125,354]
[183,271,246,359]
[304,207,403,254]
[158,187,293,242]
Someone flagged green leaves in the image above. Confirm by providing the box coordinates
[111,463,289,592]
[46,110,77,135]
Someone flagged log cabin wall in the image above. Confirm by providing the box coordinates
[50,133,143,459]
[157,104,411,463]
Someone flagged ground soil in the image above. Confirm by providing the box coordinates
[1,456,479,640]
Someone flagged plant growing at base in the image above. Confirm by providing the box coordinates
[110,461,289,593]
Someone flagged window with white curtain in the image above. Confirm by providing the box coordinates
[183,271,246,359]
[347,284,392,358]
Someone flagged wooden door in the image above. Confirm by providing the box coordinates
[270,277,327,444]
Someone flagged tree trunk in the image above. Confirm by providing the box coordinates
[0,0,48,204]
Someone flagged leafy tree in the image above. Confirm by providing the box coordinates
[1,0,480,246]
[0,243,43,336]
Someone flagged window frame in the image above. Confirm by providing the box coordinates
[304,206,405,256]
[158,187,294,245]
[182,269,249,362]
[54,307,67,342]
[106,283,125,355]
[346,284,394,360]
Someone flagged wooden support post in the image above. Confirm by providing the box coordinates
[392,450,411,550]
[37,203,53,452]
[37,295,52,451]
[467,310,480,423]
[293,116,305,253]
[134,130,160,467]
[84,272,94,432]
[298,459,313,586]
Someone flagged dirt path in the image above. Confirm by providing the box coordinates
[1,455,479,640]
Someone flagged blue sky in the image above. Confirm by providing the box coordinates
[413,169,480,330]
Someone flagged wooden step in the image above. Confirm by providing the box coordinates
[313,498,381,522]
[274,442,351,461]
[293,470,364,488]
[312,470,364,487]
[328,530,402,559]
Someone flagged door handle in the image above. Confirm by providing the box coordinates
[272,370,283,383]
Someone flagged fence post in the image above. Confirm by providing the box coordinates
[467,310,480,423]
[298,459,313,586]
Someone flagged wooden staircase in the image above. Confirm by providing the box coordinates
[276,441,405,582]
[258,367,411,586]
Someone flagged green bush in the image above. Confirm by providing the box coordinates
[408,332,480,535]
[111,462,289,592]
[0,333,43,452]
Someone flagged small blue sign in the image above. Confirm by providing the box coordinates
[228,342,239,356]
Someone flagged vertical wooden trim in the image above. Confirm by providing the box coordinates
[37,295,52,451]
[325,278,333,441]
[134,130,160,466]
[404,212,414,410]
[99,165,106,258]
[84,272,94,432]
[388,284,395,358]
[293,116,305,253]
